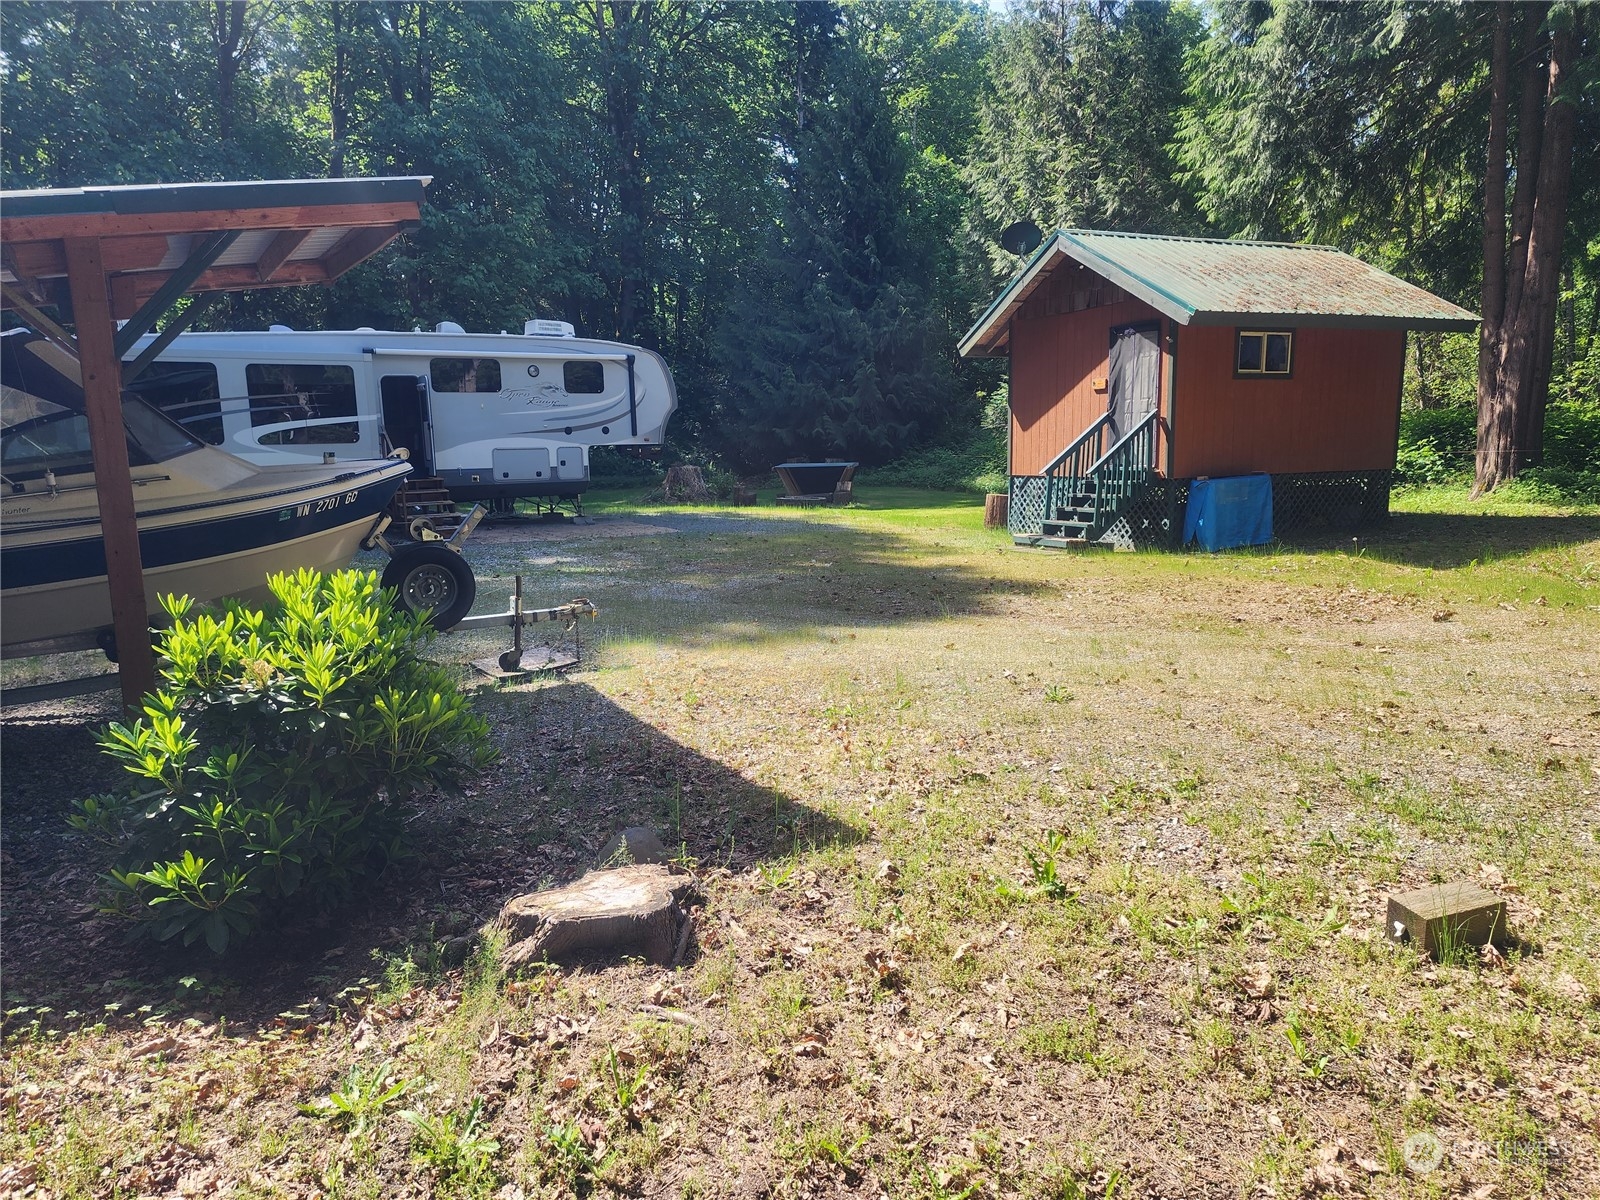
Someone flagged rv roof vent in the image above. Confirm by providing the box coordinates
[269,324,294,333]
[526,319,576,338]
[356,326,376,332]
[436,321,465,334]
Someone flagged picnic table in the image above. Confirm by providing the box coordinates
[774,462,858,506]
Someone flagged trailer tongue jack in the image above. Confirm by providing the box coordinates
[454,574,597,679]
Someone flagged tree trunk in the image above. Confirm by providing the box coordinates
[1413,333,1431,409]
[596,1,649,341]
[212,0,247,146]
[327,4,352,176]
[1492,20,1577,486]
[1504,3,1549,316]
[1475,8,1579,495]
[1472,4,1511,494]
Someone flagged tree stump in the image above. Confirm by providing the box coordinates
[984,492,1009,529]
[498,864,697,967]
[661,464,712,503]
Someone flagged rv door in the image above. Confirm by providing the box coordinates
[380,374,432,473]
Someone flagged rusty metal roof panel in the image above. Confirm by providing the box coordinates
[960,229,1479,358]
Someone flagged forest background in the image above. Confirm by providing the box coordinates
[2,0,1596,497]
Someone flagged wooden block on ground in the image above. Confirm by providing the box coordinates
[984,492,1009,529]
[1386,882,1507,958]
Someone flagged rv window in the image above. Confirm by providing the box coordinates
[126,361,222,444]
[563,361,604,394]
[430,358,502,393]
[245,363,359,444]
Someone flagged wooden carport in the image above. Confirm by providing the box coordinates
[1,177,430,708]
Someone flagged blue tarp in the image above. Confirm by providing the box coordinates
[1184,474,1273,551]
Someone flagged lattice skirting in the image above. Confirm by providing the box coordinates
[1008,471,1391,549]
[1269,471,1392,535]
[1008,475,1050,537]
[1098,481,1189,549]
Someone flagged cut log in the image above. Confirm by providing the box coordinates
[984,492,1009,529]
[498,864,697,968]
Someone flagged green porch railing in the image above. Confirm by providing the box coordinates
[1080,411,1159,538]
[1011,410,1160,541]
[1040,412,1111,530]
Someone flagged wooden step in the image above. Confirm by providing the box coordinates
[388,476,467,540]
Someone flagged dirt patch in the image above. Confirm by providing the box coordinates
[4,500,1598,1198]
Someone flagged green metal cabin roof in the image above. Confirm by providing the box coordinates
[960,229,1480,358]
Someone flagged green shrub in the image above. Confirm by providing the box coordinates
[1542,401,1600,475]
[1395,406,1475,486]
[1499,466,1600,506]
[589,445,663,488]
[69,568,493,954]
[857,426,1007,493]
[1394,401,1600,497]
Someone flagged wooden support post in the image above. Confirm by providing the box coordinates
[63,236,155,710]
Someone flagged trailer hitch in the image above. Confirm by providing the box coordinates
[452,574,597,676]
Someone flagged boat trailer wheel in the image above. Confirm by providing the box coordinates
[381,543,476,630]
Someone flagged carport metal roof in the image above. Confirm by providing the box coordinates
[960,229,1480,358]
[0,176,430,708]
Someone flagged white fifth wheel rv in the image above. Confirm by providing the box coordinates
[120,320,676,505]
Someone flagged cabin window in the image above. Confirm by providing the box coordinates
[246,363,359,444]
[125,361,222,444]
[1235,330,1293,377]
[563,360,605,394]
[430,358,502,393]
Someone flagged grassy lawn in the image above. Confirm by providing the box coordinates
[3,486,1599,1198]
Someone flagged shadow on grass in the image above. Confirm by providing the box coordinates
[464,507,1040,648]
[1283,511,1600,569]
[0,681,860,1028]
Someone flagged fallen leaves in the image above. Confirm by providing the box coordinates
[864,948,904,989]
[647,975,687,1007]
[128,1035,177,1060]
[792,1032,828,1057]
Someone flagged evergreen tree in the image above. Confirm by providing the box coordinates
[1177,0,1597,491]
[965,0,1204,280]
[715,6,959,470]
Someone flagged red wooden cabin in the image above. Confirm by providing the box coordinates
[959,230,1479,546]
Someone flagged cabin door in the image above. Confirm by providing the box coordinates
[1106,323,1161,442]
[380,374,432,474]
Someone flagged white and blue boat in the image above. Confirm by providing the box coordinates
[1,328,411,658]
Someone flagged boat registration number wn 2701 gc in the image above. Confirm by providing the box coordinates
[284,490,361,520]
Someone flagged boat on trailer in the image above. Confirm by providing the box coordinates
[1,329,413,659]
[121,319,677,507]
